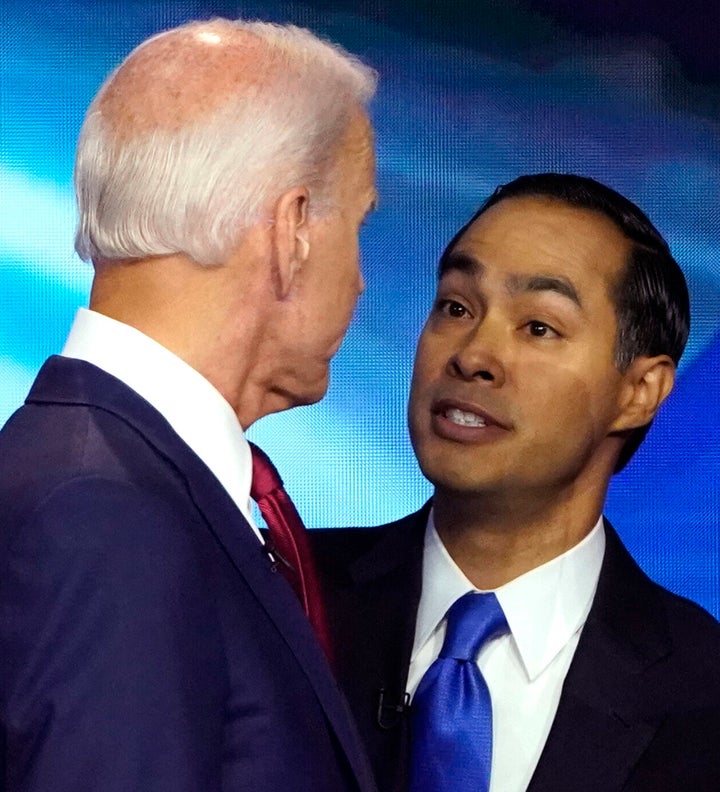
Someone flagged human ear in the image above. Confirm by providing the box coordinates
[270,186,310,298]
[610,355,675,433]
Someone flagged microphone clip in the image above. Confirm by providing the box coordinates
[261,538,294,573]
[376,688,410,730]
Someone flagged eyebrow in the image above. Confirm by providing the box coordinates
[437,251,483,278]
[508,274,583,308]
[438,252,583,309]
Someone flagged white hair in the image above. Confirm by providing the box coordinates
[74,19,377,266]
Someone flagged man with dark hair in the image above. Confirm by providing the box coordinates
[315,174,720,792]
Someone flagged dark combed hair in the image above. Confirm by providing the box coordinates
[438,173,690,472]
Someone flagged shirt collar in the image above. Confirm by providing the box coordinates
[61,308,258,536]
[413,509,605,681]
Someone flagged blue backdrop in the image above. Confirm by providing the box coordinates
[1,0,718,616]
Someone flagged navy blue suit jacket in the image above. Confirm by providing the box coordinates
[313,506,720,792]
[0,356,377,792]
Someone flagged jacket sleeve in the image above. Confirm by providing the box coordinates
[1,476,225,792]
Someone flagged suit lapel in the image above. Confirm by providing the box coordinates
[348,506,428,700]
[28,356,376,792]
[341,506,429,791]
[184,481,377,791]
[528,521,672,791]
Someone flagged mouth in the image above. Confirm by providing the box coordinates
[429,398,511,442]
[443,407,488,428]
[433,398,509,428]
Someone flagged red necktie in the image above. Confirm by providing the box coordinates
[249,442,333,664]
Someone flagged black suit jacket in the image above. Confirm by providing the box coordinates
[313,505,720,792]
[0,356,377,792]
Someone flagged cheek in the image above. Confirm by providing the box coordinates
[409,349,429,399]
[408,339,439,432]
[331,220,358,261]
[409,352,432,401]
[412,328,444,377]
[333,240,360,291]
[522,362,621,444]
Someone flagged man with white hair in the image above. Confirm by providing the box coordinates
[0,18,377,792]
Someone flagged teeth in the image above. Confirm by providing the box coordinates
[446,408,487,427]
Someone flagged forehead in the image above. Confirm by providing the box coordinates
[343,112,375,175]
[335,110,376,201]
[449,196,631,291]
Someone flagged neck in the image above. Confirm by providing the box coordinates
[89,250,279,428]
[432,482,608,589]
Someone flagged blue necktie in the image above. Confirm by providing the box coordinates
[410,592,509,792]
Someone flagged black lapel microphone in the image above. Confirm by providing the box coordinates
[376,688,410,730]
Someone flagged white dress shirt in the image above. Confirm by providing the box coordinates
[407,511,605,792]
[61,307,260,539]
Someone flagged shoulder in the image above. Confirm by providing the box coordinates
[596,522,720,700]
[0,374,202,553]
[311,506,430,573]
[631,591,720,788]
[1,475,211,615]
[602,520,720,647]
[28,474,196,543]
[311,526,386,565]
[653,583,720,662]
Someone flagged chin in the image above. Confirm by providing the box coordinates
[414,444,498,495]
[296,374,330,407]
[263,372,329,418]
[294,389,326,407]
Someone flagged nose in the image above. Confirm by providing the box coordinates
[447,319,506,387]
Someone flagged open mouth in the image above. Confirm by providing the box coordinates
[432,398,509,430]
[444,407,487,428]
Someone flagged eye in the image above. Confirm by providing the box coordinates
[525,320,560,338]
[435,299,469,319]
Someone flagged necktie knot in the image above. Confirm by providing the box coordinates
[249,442,283,501]
[440,592,508,662]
